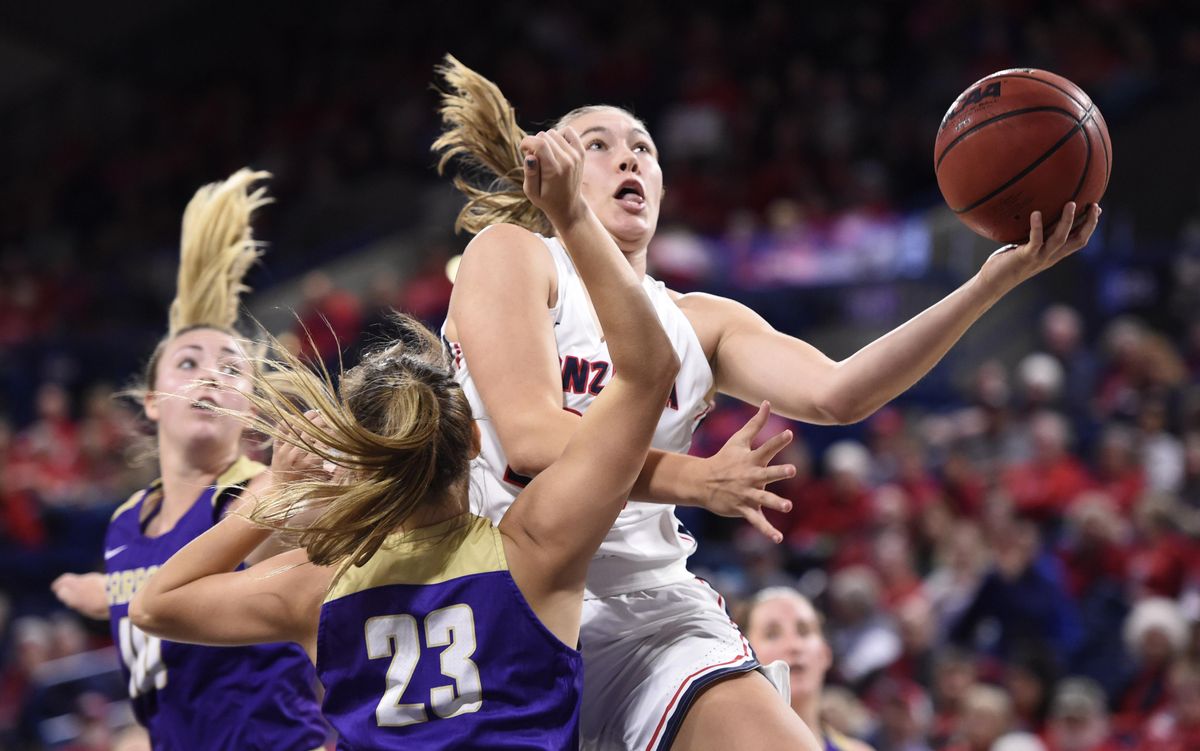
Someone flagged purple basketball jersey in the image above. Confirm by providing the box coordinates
[317,514,582,750]
[104,457,327,751]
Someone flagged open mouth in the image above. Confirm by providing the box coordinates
[613,179,646,209]
[191,395,219,411]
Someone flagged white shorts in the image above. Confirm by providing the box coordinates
[579,578,760,751]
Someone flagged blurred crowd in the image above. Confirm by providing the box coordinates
[681,302,1200,751]
[3,0,1200,749]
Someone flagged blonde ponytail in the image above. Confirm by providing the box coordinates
[168,168,272,335]
[219,314,475,578]
[431,54,551,236]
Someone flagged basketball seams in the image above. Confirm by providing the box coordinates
[998,73,1090,111]
[1069,105,1095,204]
[952,107,1095,215]
[935,106,1081,172]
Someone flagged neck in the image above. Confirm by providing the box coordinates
[794,690,822,740]
[157,435,240,513]
[622,244,649,278]
[399,484,469,533]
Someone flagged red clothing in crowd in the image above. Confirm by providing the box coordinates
[1127,534,1193,600]
[1058,540,1130,598]
[296,288,362,365]
[778,482,872,548]
[1002,455,1095,522]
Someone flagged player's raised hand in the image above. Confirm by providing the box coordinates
[520,127,587,230]
[984,201,1102,289]
[694,401,796,543]
[269,409,333,484]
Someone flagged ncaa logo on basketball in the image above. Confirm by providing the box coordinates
[940,82,1003,130]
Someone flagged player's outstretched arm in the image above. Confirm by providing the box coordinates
[498,128,678,642]
[688,202,1101,425]
[51,572,109,620]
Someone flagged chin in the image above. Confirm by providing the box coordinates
[602,213,656,247]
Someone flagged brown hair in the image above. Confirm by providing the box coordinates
[431,54,643,236]
[222,314,475,577]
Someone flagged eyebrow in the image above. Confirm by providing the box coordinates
[175,345,240,356]
[579,125,655,143]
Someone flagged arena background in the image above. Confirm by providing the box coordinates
[1,1,1198,749]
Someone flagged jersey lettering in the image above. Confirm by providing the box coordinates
[118,616,167,698]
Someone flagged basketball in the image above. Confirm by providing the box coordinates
[934,68,1111,244]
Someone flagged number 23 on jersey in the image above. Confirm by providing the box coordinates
[367,604,482,726]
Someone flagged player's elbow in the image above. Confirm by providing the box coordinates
[128,590,168,636]
[644,348,681,393]
[505,435,556,478]
[811,390,873,426]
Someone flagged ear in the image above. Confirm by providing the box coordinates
[469,421,482,460]
[143,391,161,423]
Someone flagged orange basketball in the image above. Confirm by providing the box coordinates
[934,69,1111,244]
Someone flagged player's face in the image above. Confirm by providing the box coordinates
[564,108,662,251]
[746,596,832,702]
[146,328,254,449]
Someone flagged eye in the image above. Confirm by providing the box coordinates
[587,139,607,151]
[219,363,242,377]
[178,357,196,370]
[633,142,652,154]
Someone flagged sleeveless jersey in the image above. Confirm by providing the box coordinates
[444,233,715,598]
[317,514,583,750]
[104,456,327,751]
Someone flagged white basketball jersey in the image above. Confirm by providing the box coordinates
[444,234,715,598]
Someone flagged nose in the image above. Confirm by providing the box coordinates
[618,148,640,174]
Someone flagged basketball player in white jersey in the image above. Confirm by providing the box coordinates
[434,56,1100,750]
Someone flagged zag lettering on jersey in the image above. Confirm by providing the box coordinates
[559,355,679,409]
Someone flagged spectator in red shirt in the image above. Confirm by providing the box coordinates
[1094,425,1146,515]
[1057,492,1129,600]
[292,270,362,371]
[1128,494,1191,600]
[1002,411,1095,525]
[14,382,86,507]
[781,440,873,566]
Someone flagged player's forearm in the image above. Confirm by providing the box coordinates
[820,269,1012,423]
[131,514,271,624]
[506,407,700,506]
[76,578,111,620]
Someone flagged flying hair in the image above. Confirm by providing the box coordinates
[431,54,552,236]
[168,168,273,335]
[210,313,475,581]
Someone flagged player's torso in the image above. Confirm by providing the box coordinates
[317,514,582,750]
[104,460,325,750]
[446,234,715,597]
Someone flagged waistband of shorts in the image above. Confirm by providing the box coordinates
[583,557,694,600]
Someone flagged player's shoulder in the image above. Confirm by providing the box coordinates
[670,290,763,342]
[110,482,157,522]
[467,223,552,256]
[460,223,556,280]
[215,456,266,490]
